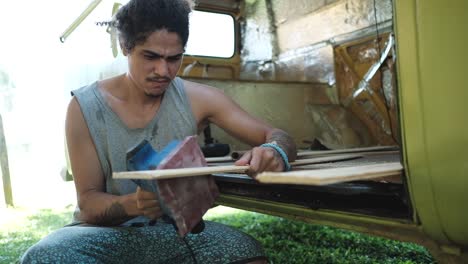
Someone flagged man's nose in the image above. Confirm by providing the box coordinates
[153,59,169,77]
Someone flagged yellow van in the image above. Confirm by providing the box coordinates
[55,0,468,262]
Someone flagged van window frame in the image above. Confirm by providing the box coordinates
[185,10,237,59]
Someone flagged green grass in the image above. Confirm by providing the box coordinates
[0,206,74,264]
[0,206,435,264]
[205,210,436,264]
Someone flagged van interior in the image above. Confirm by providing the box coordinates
[168,0,410,222]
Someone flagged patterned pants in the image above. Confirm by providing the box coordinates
[20,220,266,264]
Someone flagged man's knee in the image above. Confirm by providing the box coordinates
[20,228,83,263]
[21,240,90,264]
[20,242,53,264]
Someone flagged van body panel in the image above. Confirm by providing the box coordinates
[395,0,468,246]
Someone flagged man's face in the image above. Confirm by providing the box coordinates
[126,29,184,97]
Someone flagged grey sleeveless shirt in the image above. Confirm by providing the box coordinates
[72,77,197,197]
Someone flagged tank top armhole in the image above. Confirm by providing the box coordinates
[71,83,111,177]
[172,77,198,135]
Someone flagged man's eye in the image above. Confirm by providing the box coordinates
[144,55,156,60]
[168,57,181,62]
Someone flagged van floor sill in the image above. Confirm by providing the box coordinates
[213,151,411,219]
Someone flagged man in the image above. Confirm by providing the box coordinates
[21,0,296,263]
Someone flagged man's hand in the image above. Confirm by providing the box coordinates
[235,146,285,177]
[136,187,163,220]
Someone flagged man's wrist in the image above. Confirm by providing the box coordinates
[120,193,140,217]
[265,129,298,161]
[260,142,291,171]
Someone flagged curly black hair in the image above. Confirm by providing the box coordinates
[113,0,194,52]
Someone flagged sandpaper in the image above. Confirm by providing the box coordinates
[156,136,219,237]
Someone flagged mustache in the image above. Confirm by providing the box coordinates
[146,76,171,82]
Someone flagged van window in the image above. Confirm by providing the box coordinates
[185,10,235,58]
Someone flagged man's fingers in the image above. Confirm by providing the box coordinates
[136,186,162,220]
[138,201,162,220]
[235,151,252,166]
[235,147,284,177]
[136,186,157,200]
[146,211,163,220]
[143,206,163,220]
[249,147,284,175]
[137,199,159,210]
[247,147,266,176]
[264,148,284,171]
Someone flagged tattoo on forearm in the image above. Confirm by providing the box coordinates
[267,130,297,161]
[96,202,129,226]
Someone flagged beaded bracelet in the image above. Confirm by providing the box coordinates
[260,143,291,171]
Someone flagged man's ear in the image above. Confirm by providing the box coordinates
[119,38,128,56]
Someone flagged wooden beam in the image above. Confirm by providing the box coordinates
[297,146,399,157]
[255,162,403,185]
[0,114,13,207]
[114,162,402,186]
[205,156,233,163]
[207,151,368,164]
[114,154,363,181]
[208,146,399,163]
[113,165,250,180]
[290,154,361,166]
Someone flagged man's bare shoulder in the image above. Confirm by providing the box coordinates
[66,96,85,124]
[182,79,225,99]
[181,79,234,122]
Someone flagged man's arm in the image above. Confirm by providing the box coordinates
[265,129,297,162]
[184,80,297,174]
[66,98,160,225]
[233,129,297,175]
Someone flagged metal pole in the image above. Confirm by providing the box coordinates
[0,114,13,207]
[59,0,103,43]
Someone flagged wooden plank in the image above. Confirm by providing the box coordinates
[290,154,361,166]
[207,146,398,163]
[0,114,13,207]
[255,162,403,186]
[205,156,233,163]
[207,151,367,164]
[297,145,399,157]
[113,165,250,180]
[114,154,362,180]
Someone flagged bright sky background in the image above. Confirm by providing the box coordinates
[0,0,105,208]
[0,0,234,208]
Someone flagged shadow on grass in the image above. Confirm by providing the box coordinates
[205,211,436,264]
[1,207,436,264]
